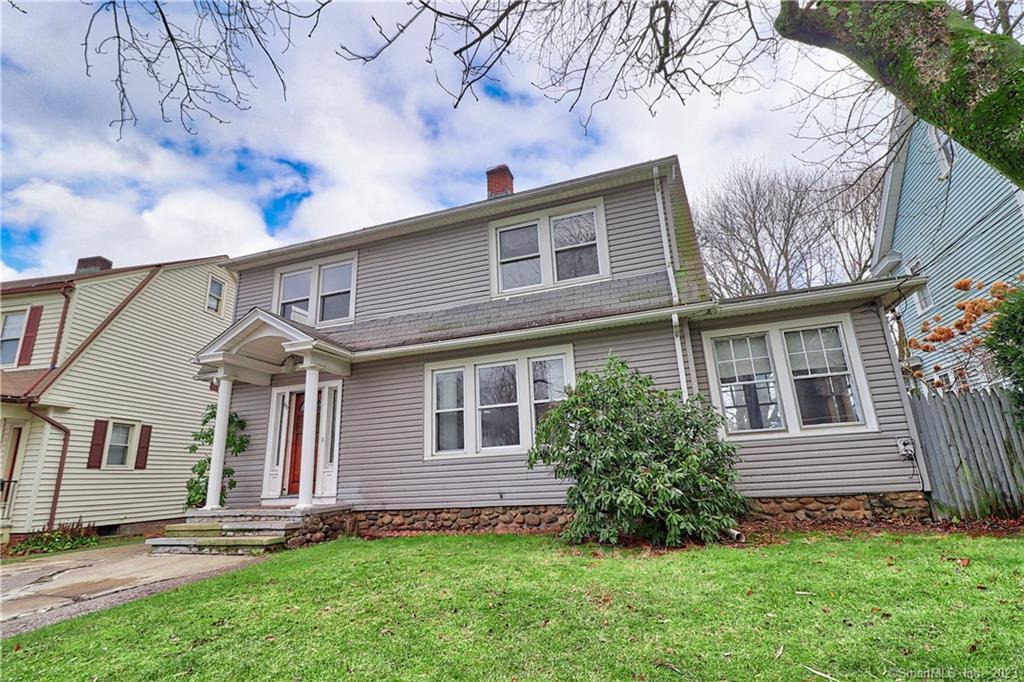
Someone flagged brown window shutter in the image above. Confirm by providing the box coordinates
[87,419,108,469]
[135,425,152,469]
[17,305,44,367]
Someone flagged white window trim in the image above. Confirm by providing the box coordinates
[702,313,878,442]
[261,379,343,502]
[488,198,611,298]
[0,308,28,368]
[271,252,358,328]
[205,274,226,316]
[927,126,954,180]
[708,332,788,436]
[422,344,576,460]
[906,257,934,315]
[101,419,141,470]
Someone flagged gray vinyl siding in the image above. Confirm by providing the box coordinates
[227,382,273,506]
[232,180,674,325]
[691,303,923,497]
[223,322,682,509]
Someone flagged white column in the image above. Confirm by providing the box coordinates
[294,365,320,510]
[204,377,234,510]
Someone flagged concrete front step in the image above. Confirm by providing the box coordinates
[184,503,351,525]
[163,520,304,538]
[147,535,286,555]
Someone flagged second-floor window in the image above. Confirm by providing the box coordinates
[0,311,25,365]
[491,199,610,295]
[927,126,955,179]
[274,256,356,326]
[206,277,225,313]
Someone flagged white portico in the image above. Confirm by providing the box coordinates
[194,309,351,511]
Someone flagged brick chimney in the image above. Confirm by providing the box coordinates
[486,165,514,199]
[75,256,113,274]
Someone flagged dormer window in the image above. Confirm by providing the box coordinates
[490,198,610,296]
[274,255,357,326]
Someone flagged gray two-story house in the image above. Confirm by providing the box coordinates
[159,157,933,551]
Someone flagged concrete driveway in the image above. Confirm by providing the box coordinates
[1,542,257,636]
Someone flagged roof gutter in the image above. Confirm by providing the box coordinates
[24,402,70,528]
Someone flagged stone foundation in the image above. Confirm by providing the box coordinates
[351,505,571,536]
[747,491,931,522]
[285,508,355,549]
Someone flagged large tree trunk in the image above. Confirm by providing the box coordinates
[776,1,1024,189]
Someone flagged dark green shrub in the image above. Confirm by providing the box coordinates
[986,287,1024,427]
[184,404,250,508]
[527,356,746,545]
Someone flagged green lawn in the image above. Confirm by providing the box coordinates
[3,532,1022,681]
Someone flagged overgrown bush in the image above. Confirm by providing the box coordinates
[528,356,746,546]
[7,520,97,556]
[986,286,1024,427]
[185,404,250,509]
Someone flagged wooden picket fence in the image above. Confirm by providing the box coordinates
[909,387,1024,519]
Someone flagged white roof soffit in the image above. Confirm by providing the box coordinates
[225,156,679,271]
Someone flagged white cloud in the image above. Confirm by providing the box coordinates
[1,3,851,280]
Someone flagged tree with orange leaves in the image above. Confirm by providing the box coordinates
[905,274,1023,393]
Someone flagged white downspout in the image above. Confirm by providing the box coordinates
[653,167,689,398]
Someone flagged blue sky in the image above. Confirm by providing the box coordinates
[1,3,826,280]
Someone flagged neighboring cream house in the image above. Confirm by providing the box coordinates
[1,256,237,542]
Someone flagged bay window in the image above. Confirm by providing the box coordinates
[274,254,356,326]
[425,346,574,458]
[490,199,609,295]
[704,314,876,438]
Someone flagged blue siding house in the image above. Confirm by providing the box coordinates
[871,114,1024,388]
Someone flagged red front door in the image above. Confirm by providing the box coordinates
[285,392,321,496]
[286,394,305,495]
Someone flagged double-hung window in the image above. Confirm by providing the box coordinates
[927,126,955,179]
[712,335,783,433]
[206,277,225,313]
[552,210,600,281]
[497,224,542,290]
[274,255,356,326]
[783,326,861,426]
[0,311,25,365]
[906,258,933,313]
[704,315,875,438]
[426,346,574,458]
[491,199,609,295]
[106,422,134,466]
